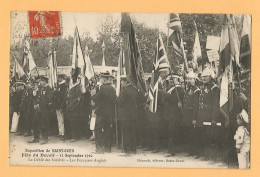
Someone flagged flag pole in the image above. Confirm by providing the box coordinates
[166,14,170,60]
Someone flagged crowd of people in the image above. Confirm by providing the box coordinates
[9,66,250,169]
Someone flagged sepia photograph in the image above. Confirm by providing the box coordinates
[9,11,251,169]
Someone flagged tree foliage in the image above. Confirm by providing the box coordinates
[10,14,243,73]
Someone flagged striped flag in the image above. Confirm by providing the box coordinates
[48,51,57,89]
[70,26,86,93]
[22,39,36,76]
[148,34,169,113]
[169,13,188,72]
[120,13,146,93]
[193,21,202,65]
[240,14,251,70]
[116,49,126,97]
[218,14,237,126]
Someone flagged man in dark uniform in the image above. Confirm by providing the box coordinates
[93,72,116,153]
[53,74,68,139]
[18,81,33,136]
[136,89,147,148]
[28,77,41,143]
[10,82,24,133]
[79,77,92,139]
[37,76,54,144]
[197,67,221,160]
[182,71,200,157]
[150,82,166,153]
[117,76,139,154]
[164,74,185,157]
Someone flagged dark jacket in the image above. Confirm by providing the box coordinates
[182,85,200,127]
[164,85,185,122]
[20,88,32,113]
[39,85,54,112]
[117,84,139,121]
[12,89,23,112]
[53,82,68,110]
[197,82,220,126]
[93,83,116,118]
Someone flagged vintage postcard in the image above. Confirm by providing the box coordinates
[9,11,251,168]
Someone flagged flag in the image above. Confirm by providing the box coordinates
[116,49,126,97]
[22,39,36,76]
[218,14,236,126]
[148,34,169,113]
[101,41,106,68]
[169,13,188,72]
[12,58,26,82]
[120,13,146,92]
[240,14,251,70]
[229,15,240,66]
[48,51,57,89]
[84,51,95,80]
[70,26,86,93]
[193,21,202,65]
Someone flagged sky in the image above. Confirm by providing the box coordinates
[10,11,169,45]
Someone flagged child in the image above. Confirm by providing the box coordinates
[234,109,250,169]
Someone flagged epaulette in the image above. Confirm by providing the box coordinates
[211,84,219,90]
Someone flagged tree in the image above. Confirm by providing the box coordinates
[92,15,121,66]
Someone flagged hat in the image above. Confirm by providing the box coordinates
[100,72,111,78]
[40,76,48,82]
[15,81,25,86]
[201,67,211,77]
[58,74,66,79]
[187,71,197,78]
[239,109,249,123]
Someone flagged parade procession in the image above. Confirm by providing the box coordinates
[9,12,251,169]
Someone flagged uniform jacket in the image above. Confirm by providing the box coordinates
[197,82,220,125]
[39,85,54,112]
[20,88,33,113]
[117,84,139,121]
[53,82,68,110]
[93,83,116,118]
[12,89,23,112]
[164,85,185,122]
[156,90,166,120]
[182,85,200,127]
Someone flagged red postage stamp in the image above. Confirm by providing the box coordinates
[28,11,62,39]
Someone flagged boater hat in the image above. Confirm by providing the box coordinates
[100,72,111,78]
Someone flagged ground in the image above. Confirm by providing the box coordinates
[9,133,231,168]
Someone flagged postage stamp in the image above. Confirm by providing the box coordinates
[28,11,62,39]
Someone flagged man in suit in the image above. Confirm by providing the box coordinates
[117,76,139,154]
[93,72,116,153]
